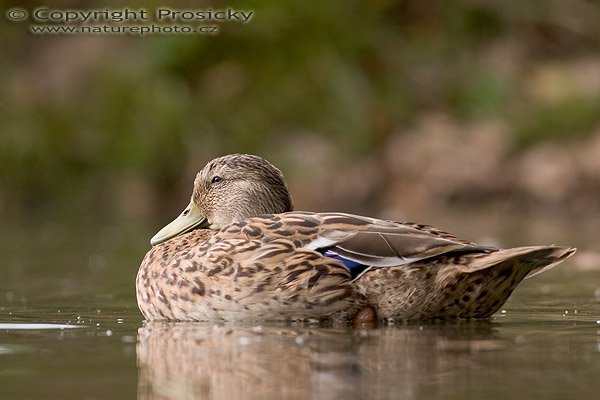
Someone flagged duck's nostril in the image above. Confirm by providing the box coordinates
[183,209,190,216]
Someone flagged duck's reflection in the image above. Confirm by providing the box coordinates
[137,321,498,400]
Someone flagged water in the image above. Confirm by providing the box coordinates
[1,219,599,399]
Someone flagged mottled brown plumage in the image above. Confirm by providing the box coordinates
[136,154,576,322]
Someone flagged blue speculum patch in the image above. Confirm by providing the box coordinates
[323,250,370,280]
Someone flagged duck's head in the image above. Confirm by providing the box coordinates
[150,154,293,245]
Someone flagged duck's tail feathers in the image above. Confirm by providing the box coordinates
[464,245,576,278]
[522,246,577,279]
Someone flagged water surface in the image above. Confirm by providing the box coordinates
[1,220,599,399]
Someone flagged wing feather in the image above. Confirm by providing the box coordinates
[301,212,492,268]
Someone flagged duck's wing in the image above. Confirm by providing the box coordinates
[302,213,493,268]
[224,212,492,271]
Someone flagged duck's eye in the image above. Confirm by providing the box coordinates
[211,176,222,184]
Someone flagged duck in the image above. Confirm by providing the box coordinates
[136,153,576,322]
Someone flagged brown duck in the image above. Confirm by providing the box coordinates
[136,154,576,322]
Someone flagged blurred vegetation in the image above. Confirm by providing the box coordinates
[1,0,600,227]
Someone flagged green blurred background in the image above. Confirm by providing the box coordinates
[1,0,600,241]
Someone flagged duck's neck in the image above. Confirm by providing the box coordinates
[148,229,213,258]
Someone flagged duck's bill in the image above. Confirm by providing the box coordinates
[150,201,209,246]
